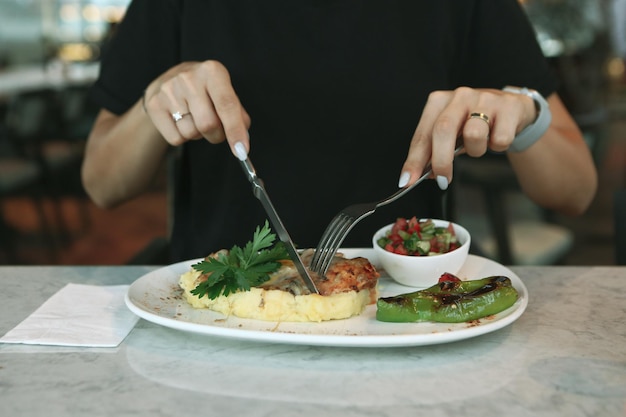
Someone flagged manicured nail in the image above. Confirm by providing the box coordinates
[234,142,248,161]
[436,175,449,190]
[398,172,410,188]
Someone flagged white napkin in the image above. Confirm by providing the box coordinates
[0,283,139,347]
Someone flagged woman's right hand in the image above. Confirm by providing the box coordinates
[143,60,252,159]
[83,60,251,208]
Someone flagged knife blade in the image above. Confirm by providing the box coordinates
[239,158,320,295]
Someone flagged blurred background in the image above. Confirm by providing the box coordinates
[0,0,624,266]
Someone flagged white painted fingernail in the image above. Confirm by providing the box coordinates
[398,172,410,188]
[234,142,248,161]
[436,175,449,190]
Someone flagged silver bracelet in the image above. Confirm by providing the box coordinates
[502,86,552,152]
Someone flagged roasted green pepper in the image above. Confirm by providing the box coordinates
[376,276,519,323]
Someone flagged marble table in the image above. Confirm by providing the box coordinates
[0,264,624,417]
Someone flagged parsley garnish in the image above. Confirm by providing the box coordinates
[190,221,289,300]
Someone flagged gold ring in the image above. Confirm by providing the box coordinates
[172,111,190,122]
[468,112,490,127]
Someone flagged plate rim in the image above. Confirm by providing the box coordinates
[125,251,528,347]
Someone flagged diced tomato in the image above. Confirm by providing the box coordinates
[438,272,461,283]
[429,237,439,253]
[394,245,409,255]
[392,217,408,233]
[407,216,420,233]
[389,233,403,244]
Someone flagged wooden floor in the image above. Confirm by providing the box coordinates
[0,191,168,265]
[1,84,624,267]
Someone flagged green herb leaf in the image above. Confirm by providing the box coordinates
[190,221,289,300]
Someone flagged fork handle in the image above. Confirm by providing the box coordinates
[378,146,464,208]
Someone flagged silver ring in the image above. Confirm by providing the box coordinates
[172,111,190,122]
[468,112,490,127]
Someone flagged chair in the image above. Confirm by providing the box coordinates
[0,125,57,263]
[54,85,97,232]
[615,189,626,265]
[4,88,90,244]
[455,154,574,265]
[59,85,99,141]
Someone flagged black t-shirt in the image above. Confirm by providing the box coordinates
[90,0,557,262]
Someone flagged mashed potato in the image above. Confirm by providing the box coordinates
[178,251,379,322]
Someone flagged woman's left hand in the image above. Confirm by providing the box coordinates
[398,86,536,190]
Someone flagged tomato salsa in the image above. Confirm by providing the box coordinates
[377,217,461,256]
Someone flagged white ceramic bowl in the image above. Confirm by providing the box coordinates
[372,219,471,288]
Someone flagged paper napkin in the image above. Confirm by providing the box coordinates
[0,283,139,347]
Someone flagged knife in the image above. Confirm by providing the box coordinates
[239,157,320,295]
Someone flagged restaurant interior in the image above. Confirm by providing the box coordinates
[0,0,624,267]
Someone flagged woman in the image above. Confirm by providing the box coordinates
[83,0,597,263]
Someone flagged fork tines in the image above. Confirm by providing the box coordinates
[310,213,354,275]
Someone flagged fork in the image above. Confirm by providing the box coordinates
[309,146,464,275]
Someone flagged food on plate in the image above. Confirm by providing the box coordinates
[376,217,460,256]
[179,222,380,322]
[372,220,470,288]
[376,272,519,323]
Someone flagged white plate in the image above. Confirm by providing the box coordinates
[125,250,528,347]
